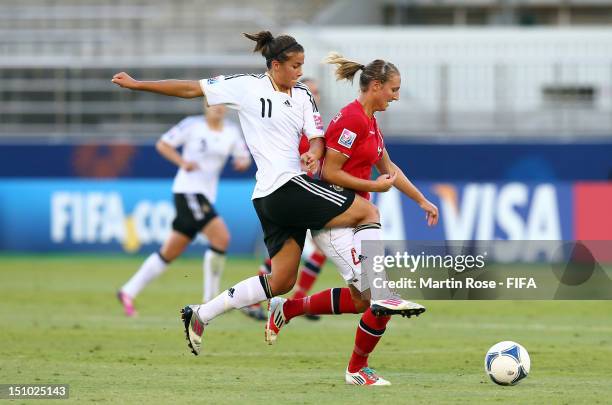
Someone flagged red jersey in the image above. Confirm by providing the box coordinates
[298,134,310,156]
[323,99,384,200]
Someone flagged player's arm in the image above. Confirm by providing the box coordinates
[301,93,325,171]
[156,140,198,171]
[112,72,203,99]
[376,149,438,226]
[322,148,396,192]
[301,137,324,173]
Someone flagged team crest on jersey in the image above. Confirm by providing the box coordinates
[338,128,357,149]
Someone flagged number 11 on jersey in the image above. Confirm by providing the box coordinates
[260,98,272,118]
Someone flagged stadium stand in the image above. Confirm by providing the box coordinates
[1,0,611,139]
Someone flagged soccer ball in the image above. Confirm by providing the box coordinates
[484,341,530,386]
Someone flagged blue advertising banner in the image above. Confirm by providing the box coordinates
[0,179,259,254]
[0,179,574,255]
[375,182,573,242]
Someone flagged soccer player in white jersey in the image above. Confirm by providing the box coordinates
[117,103,251,317]
[244,78,329,322]
[111,30,417,358]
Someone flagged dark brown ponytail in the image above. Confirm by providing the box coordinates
[243,31,304,68]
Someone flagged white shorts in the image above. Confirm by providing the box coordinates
[310,227,368,292]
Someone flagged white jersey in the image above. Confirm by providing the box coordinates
[160,115,250,203]
[200,74,324,199]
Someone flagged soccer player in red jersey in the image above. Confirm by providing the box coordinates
[244,78,328,322]
[266,52,439,385]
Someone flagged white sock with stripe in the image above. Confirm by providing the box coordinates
[352,222,382,260]
[353,223,393,300]
[203,248,226,303]
[122,252,168,298]
[196,275,271,323]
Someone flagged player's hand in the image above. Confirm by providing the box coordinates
[373,172,397,192]
[181,161,199,172]
[300,152,319,173]
[232,158,250,172]
[420,199,439,226]
[111,72,139,89]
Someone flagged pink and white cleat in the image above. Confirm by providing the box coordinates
[117,290,137,317]
[345,367,391,386]
[370,295,425,318]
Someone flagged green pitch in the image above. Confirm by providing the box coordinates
[1,254,611,404]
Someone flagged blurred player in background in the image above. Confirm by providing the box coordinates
[243,77,327,322]
[266,53,439,385]
[117,103,251,317]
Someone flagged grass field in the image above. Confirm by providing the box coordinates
[1,254,611,404]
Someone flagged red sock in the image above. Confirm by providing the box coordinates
[292,252,326,300]
[283,288,357,321]
[292,270,316,300]
[348,308,390,373]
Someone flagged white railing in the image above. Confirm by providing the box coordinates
[291,27,612,136]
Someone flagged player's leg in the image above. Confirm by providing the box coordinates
[323,192,379,228]
[239,254,271,321]
[293,249,326,321]
[292,234,326,301]
[345,308,392,386]
[180,176,371,354]
[194,236,302,322]
[244,233,326,321]
[266,227,369,342]
[181,236,303,355]
[118,193,201,316]
[201,216,230,303]
[181,185,310,354]
[118,231,191,316]
[321,192,427,317]
[293,251,326,300]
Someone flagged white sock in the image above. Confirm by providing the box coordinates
[122,252,168,298]
[353,222,382,259]
[353,223,392,300]
[203,249,226,302]
[196,275,270,323]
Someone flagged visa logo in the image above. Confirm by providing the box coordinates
[434,183,561,241]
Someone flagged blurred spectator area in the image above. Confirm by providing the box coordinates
[1,0,612,140]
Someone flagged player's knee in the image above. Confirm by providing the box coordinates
[271,282,294,296]
[210,232,230,251]
[269,273,297,296]
[364,203,380,223]
[158,249,175,264]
